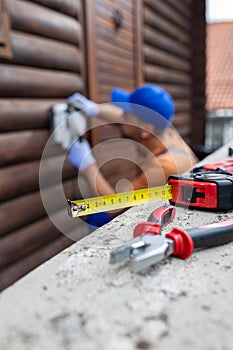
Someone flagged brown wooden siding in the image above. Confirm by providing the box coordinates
[0,0,12,58]
[0,0,206,291]
[86,0,137,102]
[0,0,86,291]
[141,0,194,143]
[89,0,206,144]
[86,0,140,183]
[88,0,206,189]
[191,0,206,147]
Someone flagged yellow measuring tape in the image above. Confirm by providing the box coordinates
[67,184,173,218]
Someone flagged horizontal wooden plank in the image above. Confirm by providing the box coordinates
[29,0,82,18]
[97,48,134,69]
[144,0,191,33]
[98,60,134,76]
[103,0,133,12]
[0,98,63,131]
[99,84,192,102]
[173,112,192,127]
[98,94,115,103]
[98,72,135,88]
[98,73,135,87]
[96,16,134,43]
[0,216,61,270]
[8,0,82,45]
[96,12,133,33]
[144,64,191,85]
[144,25,191,59]
[165,0,192,19]
[144,6,191,44]
[156,84,192,99]
[0,0,12,59]
[95,1,133,27]
[96,39,134,62]
[0,156,76,202]
[96,28,134,51]
[175,99,192,113]
[0,235,73,291]
[10,31,82,72]
[93,84,122,98]
[0,64,84,98]
[0,207,88,270]
[96,24,134,51]
[98,91,142,104]
[0,179,78,236]
[143,44,191,72]
[0,130,49,166]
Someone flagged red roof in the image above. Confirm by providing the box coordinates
[206,22,233,111]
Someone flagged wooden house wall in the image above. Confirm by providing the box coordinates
[0,0,206,290]
[191,0,206,147]
[0,0,12,58]
[139,0,206,144]
[0,0,88,291]
[90,0,206,145]
[86,0,140,183]
[89,0,206,186]
[86,0,136,103]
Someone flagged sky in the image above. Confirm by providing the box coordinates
[206,0,233,23]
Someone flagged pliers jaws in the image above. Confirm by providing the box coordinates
[110,234,174,272]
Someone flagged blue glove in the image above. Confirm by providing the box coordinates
[68,139,96,172]
[86,212,113,229]
[67,93,99,117]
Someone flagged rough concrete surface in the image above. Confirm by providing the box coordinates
[0,143,233,350]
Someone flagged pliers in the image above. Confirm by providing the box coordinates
[110,205,233,272]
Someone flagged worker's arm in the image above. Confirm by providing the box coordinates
[98,103,125,124]
[67,92,126,124]
[67,139,115,196]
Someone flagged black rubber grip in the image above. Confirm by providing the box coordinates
[186,219,233,249]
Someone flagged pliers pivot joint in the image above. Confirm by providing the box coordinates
[110,205,193,272]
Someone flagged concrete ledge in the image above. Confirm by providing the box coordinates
[0,142,233,350]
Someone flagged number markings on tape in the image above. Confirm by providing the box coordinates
[67,185,173,217]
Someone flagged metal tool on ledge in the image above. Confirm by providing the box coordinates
[110,205,233,272]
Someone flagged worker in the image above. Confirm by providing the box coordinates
[67,84,198,228]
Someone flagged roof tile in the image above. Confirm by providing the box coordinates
[206,22,233,111]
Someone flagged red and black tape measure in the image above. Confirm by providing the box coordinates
[168,172,233,211]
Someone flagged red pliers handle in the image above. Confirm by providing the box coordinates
[110,205,233,272]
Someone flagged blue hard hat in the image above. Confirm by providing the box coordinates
[111,84,174,129]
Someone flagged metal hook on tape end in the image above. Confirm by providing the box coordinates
[67,199,86,218]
